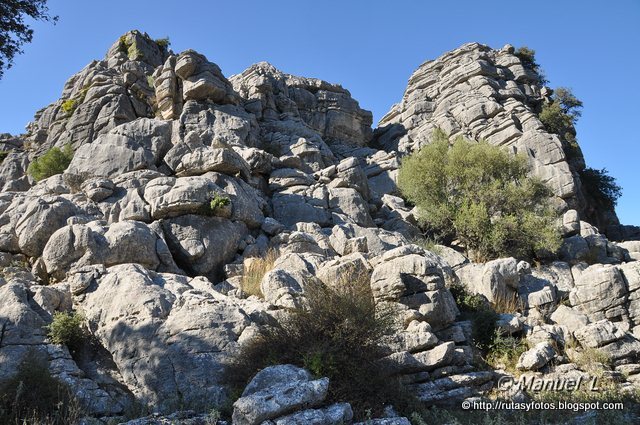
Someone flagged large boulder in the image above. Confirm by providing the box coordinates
[370,245,458,329]
[78,264,252,411]
[161,214,248,281]
[232,364,330,425]
[569,264,628,322]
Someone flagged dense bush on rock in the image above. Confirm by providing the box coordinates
[27,145,73,181]
[398,130,561,261]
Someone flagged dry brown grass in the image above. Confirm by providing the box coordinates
[241,249,279,297]
[491,292,524,314]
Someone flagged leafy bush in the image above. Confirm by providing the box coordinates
[60,99,77,115]
[486,331,528,372]
[226,269,409,419]
[241,249,279,297]
[45,311,85,351]
[0,350,82,424]
[209,195,230,213]
[398,130,561,261]
[155,37,171,49]
[118,35,129,53]
[580,167,622,210]
[27,144,73,181]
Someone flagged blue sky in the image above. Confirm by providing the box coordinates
[0,0,638,225]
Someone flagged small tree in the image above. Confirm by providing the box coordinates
[27,144,73,181]
[398,130,561,261]
[580,167,622,210]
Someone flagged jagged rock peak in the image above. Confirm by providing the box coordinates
[231,61,373,147]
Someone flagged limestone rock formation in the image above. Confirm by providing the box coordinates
[0,30,639,424]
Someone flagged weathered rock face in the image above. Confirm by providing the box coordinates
[231,62,373,148]
[77,264,253,411]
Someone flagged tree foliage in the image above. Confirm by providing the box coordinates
[398,130,561,261]
[515,46,547,85]
[539,87,583,149]
[0,0,57,79]
[580,167,622,210]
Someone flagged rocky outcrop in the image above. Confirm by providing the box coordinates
[1,30,639,424]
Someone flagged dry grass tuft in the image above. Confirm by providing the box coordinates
[491,293,524,314]
[241,249,279,297]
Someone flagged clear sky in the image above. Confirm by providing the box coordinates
[0,0,638,225]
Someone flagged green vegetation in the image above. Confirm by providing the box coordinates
[450,282,526,372]
[0,350,82,424]
[0,0,58,80]
[118,35,128,54]
[155,37,170,49]
[226,269,412,419]
[398,130,561,262]
[0,150,9,163]
[514,46,547,85]
[539,88,622,212]
[539,87,582,153]
[241,249,279,297]
[60,98,77,115]
[580,167,622,210]
[45,311,86,351]
[450,283,498,351]
[27,144,73,181]
[208,194,230,216]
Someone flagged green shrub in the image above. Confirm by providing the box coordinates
[0,150,9,163]
[118,35,129,53]
[398,130,561,261]
[226,269,410,419]
[155,37,170,49]
[539,87,583,153]
[60,99,77,115]
[0,350,82,424]
[579,167,622,210]
[27,145,74,181]
[45,311,85,351]
[210,195,230,213]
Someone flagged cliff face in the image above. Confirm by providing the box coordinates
[0,31,639,423]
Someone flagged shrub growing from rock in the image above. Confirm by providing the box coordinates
[226,269,413,419]
[45,311,86,351]
[209,195,230,214]
[27,144,73,181]
[398,130,561,261]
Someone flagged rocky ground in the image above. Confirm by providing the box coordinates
[1,31,639,424]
